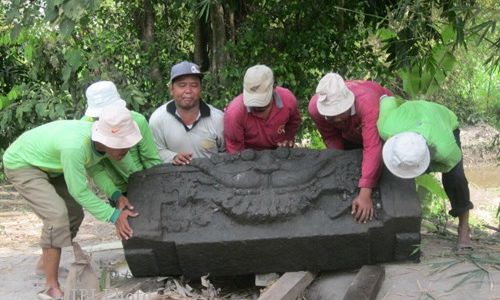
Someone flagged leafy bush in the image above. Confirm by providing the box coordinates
[430,46,500,127]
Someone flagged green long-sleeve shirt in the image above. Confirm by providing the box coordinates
[3,120,119,222]
[84,111,162,200]
[377,96,461,173]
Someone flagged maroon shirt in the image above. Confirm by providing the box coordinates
[224,86,302,153]
[308,80,392,188]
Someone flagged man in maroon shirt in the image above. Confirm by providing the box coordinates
[224,65,302,153]
[308,73,392,223]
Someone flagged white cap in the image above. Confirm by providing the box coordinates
[85,81,127,117]
[91,106,142,149]
[316,73,355,116]
[243,65,274,107]
[382,132,430,179]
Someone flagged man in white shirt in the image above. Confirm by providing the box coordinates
[149,61,225,165]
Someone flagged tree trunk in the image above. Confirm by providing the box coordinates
[210,2,226,85]
[134,0,162,82]
[226,5,236,42]
[141,0,154,43]
[194,12,210,72]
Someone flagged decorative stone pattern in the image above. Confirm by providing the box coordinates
[123,148,421,278]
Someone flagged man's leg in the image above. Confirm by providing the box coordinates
[442,129,474,249]
[36,176,85,276]
[457,211,471,248]
[43,247,64,298]
[50,175,85,241]
[442,166,472,247]
[5,168,72,298]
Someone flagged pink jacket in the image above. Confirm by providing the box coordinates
[224,86,302,153]
[308,80,392,188]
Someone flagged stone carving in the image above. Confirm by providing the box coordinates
[192,148,365,224]
[123,148,421,278]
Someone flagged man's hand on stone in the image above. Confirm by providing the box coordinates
[173,152,193,165]
[115,209,139,240]
[117,195,134,211]
[351,187,374,223]
[277,140,294,148]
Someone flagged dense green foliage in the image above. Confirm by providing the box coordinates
[0,0,498,154]
[431,41,500,126]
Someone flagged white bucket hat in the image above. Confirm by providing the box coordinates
[243,65,274,107]
[85,81,127,117]
[91,106,142,149]
[382,132,430,179]
[316,73,355,116]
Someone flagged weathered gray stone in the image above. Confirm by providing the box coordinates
[123,148,421,277]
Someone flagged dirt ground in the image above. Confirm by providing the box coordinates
[0,123,498,299]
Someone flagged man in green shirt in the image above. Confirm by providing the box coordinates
[377,96,474,251]
[83,81,162,206]
[3,106,142,299]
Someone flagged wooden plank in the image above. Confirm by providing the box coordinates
[343,265,385,300]
[258,271,316,300]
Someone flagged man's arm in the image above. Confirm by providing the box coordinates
[350,92,386,223]
[149,112,178,163]
[223,102,246,154]
[133,113,162,168]
[61,149,118,222]
[63,149,138,239]
[358,100,383,189]
[282,92,302,142]
[308,99,344,149]
[283,94,302,142]
[377,83,393,99]
[214,110,226,153]
[87,159,123,206]
[377,96,403,139]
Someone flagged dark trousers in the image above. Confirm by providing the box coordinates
[442,129,474,217]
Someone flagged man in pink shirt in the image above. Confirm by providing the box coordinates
[308,73,392,224]
[224,65,302,153]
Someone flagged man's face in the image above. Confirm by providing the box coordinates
[323,109,351,129]
[170,75,202,110]
[106,147,130,161]
[249,101,273,118]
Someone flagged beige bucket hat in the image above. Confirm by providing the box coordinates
[316,73,355,116]
[91,106,142,149]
